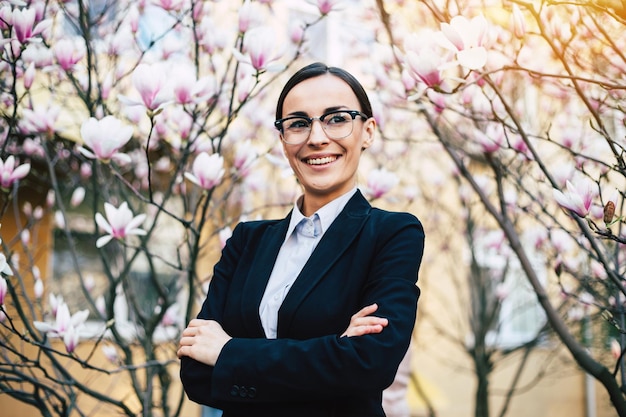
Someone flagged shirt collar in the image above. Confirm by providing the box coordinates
[286,187,358,242]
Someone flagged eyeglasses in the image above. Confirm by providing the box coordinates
[274,110,368,145]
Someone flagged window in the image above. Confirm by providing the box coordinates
[472,231,547,349]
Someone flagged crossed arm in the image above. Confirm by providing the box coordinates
[177,303,387,367]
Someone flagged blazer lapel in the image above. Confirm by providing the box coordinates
[277,192,372,336]
[240,214,291,336]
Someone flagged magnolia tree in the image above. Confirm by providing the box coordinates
[0,0,407,416]
[9,0,623,417]
[362,0,626,415]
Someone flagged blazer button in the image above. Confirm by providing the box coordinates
[248,387,257,398]
[230,385,240,397]
[239,386,248,398]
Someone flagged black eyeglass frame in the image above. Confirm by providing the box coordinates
[274,110,369,138]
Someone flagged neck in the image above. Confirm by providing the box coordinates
[299,197,325,218]
[299,188,355,217]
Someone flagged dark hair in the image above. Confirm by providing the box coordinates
[275,62,373,122]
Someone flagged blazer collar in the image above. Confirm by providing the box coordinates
[277,190,371,336]
[240,215,290,337]
[240,190,372,337]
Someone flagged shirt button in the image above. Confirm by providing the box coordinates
[230,385,239,397]
[248,387,257,398]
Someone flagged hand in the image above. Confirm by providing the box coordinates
[341,303,388,337]
[177,319,232,366]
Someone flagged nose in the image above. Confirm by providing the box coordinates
[306,119,329,145]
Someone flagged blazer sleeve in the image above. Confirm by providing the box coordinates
[179,221,247,406]
[208,213,424,404]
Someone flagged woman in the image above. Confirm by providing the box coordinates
[178,62,425,417]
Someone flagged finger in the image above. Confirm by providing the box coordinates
[359,324,384,335]
[177,345,189,359]
[179,335,195,347]
[352,303,378,319]
[181,327,196,337]
[343,323,385,337]
[187,318,211,327]
[360,316,388,327]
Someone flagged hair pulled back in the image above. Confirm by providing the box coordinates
[275,62,373,121]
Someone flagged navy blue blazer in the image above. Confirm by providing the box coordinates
[180,190,425,417]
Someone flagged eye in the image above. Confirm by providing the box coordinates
[324,112,350,125]
[285,118,310,130]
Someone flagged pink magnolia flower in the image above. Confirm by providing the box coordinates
[96,295,106,316]
[474,124,505,153]
[219,227,232,249]
[127,6,140,33]
[54,210,65,229]
[64,324,79,353]
[160,303,179,327]
[289,21,305,44]
[405,48,444,88]
[0,7,11,31]
[33,300,89,353]
[122,63,171,111]
[172,68,197,105]
[238,0,262,33]
[440,15,489,70]
[48,293,64,317]
[34,278,44,299]
[102,344,119,363]
[550,229,574,254]
[78,116,133,164]
[70,187,85,207]
[23,62,36,89]
[474,130,501,153]
[95,202,147,248]
[590,260,607,280]
[611,339,622,360]
[153,0,183,12]
[21,42,54,67]
[20,105,61,136]
[21,229,30,245]
[234,27,284,72]
[233,139,257,177]
[511,4,526,39]
[365,168,399,199]
[403,30,451,89]
[309,0,341,15]
[579,291,595,305]
[553,178,595,218]
[12,8,51,45]
[53,38,85,71]
[401,68,417,91]
[495,283,509,300]
[567,306,584,321]
[12,7,36,43]
[171,65,216,105]
[184,152,225,190]
[0,276,7,305]
[0,155,31,190]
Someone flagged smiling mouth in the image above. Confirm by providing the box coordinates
[305,156,338,165]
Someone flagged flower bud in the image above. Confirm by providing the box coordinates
[603,200,615,224]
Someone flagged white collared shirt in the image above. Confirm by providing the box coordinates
[259,187,358,338]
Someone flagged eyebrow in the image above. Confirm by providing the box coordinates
[284,105,349,118]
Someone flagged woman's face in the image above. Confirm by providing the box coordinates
[280,74,375,205]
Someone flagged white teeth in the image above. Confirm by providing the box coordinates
[306,156,336,165]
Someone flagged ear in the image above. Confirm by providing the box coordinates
[361,117,376,151]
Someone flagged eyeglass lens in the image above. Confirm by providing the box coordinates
[282,111,356,144]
